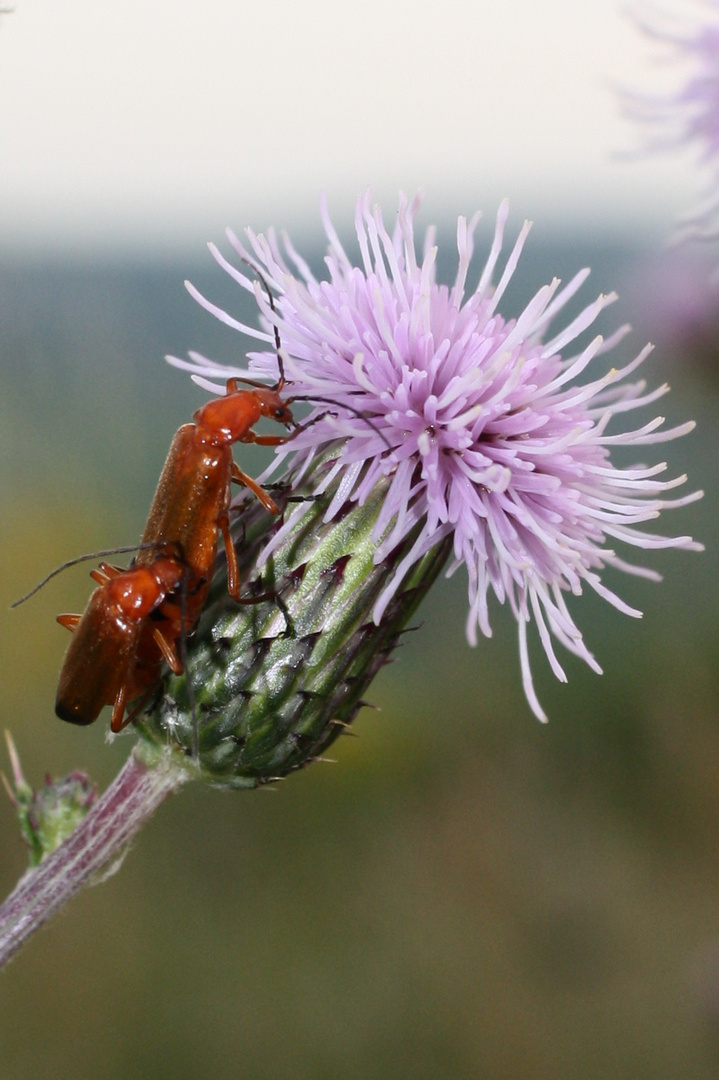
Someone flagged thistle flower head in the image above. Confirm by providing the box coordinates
[625,1,719,235]
[168,193,701,722]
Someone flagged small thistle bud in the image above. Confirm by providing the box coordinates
[136,453,451,787]
[2,733,97,866]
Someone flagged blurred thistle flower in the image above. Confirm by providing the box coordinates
[624,246,719,378]
[168,192,702,723]
[624,1,719,236]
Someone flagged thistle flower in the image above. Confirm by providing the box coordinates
[168,192,701,723]
[625,1,719,235]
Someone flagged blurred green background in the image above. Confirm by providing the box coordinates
[0,229,716,1079]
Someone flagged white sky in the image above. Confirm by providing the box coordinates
[0,0,704,255]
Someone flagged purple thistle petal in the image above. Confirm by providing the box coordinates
[169,192,702,722]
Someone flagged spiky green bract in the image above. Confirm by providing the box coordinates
[136,452,451,789]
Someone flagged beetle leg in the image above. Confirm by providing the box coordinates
[56,613,81,632]
[118,683,161,731]
[110,682,129,733]
[218,510,241,601]
[241,431,288,448]
[90,562,125,585]
[230,462,280,514]
[152,627,183,675]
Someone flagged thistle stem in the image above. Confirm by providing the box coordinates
[0,746,190,968]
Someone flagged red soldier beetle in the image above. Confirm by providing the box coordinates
[133,373,297,630]
[133,265,304,629]
[55,553,192,731]
[13,543,198,731]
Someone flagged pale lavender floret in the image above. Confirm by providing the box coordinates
[167,193,702,722]
[626,1,719,235]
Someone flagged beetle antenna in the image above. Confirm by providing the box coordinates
[288,396,393,452]
[241,258,287,389]
[231,260,393,453]
[10,541,184,609]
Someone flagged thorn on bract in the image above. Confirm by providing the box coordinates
[330,719,360,738]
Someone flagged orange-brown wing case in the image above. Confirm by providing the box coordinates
[55,586,142,726]
[137,425,232,614]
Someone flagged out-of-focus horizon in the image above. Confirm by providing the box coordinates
[0,0,704,256]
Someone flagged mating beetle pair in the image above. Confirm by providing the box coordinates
[54,374,297,732]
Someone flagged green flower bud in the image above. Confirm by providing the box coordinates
[3,733,97,867]
[137,454,451,788]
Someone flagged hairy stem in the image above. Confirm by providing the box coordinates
[0,746,191,968]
